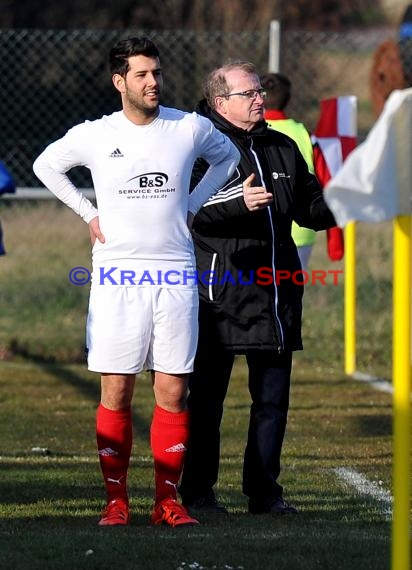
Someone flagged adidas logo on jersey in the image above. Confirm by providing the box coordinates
[109,148,124,157]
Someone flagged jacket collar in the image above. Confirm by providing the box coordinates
[195,98,269,139]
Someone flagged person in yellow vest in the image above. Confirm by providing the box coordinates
[261,73,315,271]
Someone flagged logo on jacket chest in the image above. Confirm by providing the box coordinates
[272,171,291,180]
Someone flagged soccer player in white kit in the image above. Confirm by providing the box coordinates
[33,36,239,527]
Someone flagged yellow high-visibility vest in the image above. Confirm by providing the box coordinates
[266,118,316,248]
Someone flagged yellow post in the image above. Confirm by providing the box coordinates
[391,215,411,570]
[344,221,356,375]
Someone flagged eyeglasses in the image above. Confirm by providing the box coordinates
[219,88,267,100]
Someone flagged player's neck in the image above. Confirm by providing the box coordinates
[122,105,160,126]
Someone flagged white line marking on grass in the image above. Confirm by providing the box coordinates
[333,467,392,518]
[0,455,154,463]
[351,371,393,394]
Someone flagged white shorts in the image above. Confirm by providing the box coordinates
[86,286,199,374]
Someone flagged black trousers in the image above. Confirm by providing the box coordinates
[180,339,293,503]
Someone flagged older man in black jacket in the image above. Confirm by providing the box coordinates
[179,61,336,516]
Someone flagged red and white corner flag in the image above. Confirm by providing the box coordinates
[324,88,412,226]
[311,96,358,260]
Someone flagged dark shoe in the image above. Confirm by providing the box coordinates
[249,496,298,515]
[184,495,228,514]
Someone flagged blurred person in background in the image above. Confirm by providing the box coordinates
[179,61,336,516]
[33,36,239,528]
[261,72,316,271]
[262,73,347,266]
[0,160,16,255]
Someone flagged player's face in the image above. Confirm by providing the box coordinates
[113,54,163,122]
[216,69,265,131]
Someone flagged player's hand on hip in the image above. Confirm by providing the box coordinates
[89,216,105,246]
[243,173,273,211]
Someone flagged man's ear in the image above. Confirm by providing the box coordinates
[215,96,227,115]
[112,73,126,94]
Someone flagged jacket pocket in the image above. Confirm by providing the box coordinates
[194,237,226,302]
[197,250,221,301]
[204,252,218,301]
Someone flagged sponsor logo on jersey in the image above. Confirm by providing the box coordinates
[118,171,176,198]
[127,172,168,187]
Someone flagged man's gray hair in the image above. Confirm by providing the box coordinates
[204,60,257,109]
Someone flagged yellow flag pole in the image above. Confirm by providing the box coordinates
[391,214,411,570]
[344,221,356,375]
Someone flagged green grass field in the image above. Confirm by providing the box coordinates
[0,201,404,569]
[0,358,394,570]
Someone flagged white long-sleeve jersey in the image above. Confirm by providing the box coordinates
[33,107,239,280]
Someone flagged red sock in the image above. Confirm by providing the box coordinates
[150,405,190,505]
[96,403,132,503]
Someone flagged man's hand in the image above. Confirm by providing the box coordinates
[243,173,273,211]
[89,216,105,246]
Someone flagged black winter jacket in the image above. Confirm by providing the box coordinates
[191,100,336,352]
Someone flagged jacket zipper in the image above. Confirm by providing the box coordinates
[250,140,285,351]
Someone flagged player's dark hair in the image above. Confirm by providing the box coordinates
[109,36,160,77]
[260,72,291,110]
